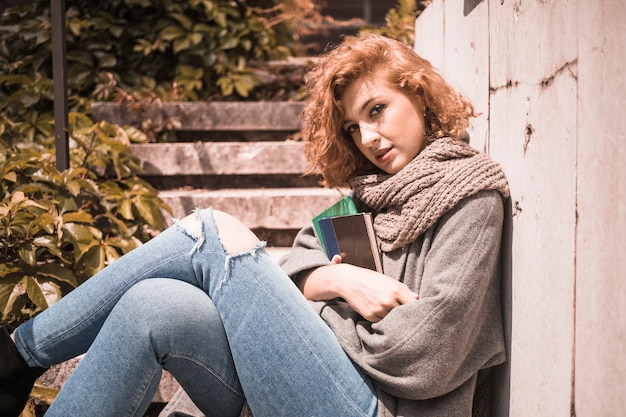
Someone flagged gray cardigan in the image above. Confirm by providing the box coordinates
[279,189,506,417]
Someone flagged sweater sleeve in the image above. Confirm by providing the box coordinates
[314,190,506,400]
[278,222,333,278]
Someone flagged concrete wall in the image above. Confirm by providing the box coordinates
[414,1,626,416]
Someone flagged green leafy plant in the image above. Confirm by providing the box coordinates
[0,0,300,106]
[0,115,171,327]
[359,0,424,45]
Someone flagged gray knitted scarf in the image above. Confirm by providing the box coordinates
[350,137,510,252]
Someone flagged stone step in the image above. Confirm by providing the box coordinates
[91,101,306,133]
[92,101,341,250]
[159,187,349,230]
[130,141,306,176]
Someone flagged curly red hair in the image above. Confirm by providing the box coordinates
[302,34,477,188]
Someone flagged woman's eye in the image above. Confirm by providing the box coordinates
[345,124,358,134]
[371,104,385,116]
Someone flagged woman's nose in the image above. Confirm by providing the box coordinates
[359,125,379,146]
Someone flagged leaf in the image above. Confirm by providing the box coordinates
[119,198,134,220]
[2,277,27,318]
[220,35,239,50]
[185,65,204,79]
[105,235,141,254]
[173,37,192,54]
[160,25,186,41]
[104,244,122,264]
[25,276,48,311]
[40,280,63,307]
[132,195,161,228]
[63,222,101,244]
[3,171,17,182]
[170,13,192,31]
[193,23,212,34]
[10,191,26,204]
[62,223,102,262]
[67,50,95,67]
[234,74,258,97]
[189,32,203,45]
[0,74,33,86]
[18,245,37,266]
[64,179,82,196]
[0,280,20,319]
[62,211,94,224]
[98,53,117,68]
[215,11,227,28]
[7,90,41,108]
[33,236,66,261]
[80,245,106,277]
[37,264,79,288]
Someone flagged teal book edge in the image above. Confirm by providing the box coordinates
[312,196,358,254]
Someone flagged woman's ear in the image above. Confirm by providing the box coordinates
[415,94,427,117]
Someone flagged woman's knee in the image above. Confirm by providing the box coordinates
[178,209,260,255]
[112,279,230,363]
[115,279,220,332]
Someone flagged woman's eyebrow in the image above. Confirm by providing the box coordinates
[360,97,375,111]
[342,95,380,126]
[343,97,375,124]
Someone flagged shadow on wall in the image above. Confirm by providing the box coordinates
[492,197,513,416]
[464,0,484,16]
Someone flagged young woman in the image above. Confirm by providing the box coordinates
[0,34,509,417]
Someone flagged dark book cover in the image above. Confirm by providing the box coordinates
[313,196,358,254]
[318,213,383,273]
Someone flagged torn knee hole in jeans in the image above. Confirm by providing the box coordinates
[175,209,262,256]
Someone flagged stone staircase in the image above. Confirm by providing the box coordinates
[91,99,348,261]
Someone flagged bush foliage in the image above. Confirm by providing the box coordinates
[0,114,170,326]
[359,0,422,46]
[0,0,299,107]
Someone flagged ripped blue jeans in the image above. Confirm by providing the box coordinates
[13,208,378,417]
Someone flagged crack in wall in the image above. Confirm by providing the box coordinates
[540,59,579,89]
[489,58,578,94]
[489,79,520,93]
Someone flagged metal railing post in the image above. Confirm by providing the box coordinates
[50,0,68,171]
[363,0,372,23]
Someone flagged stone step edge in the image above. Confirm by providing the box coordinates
[91,101,306,132]
[159,187,350,231]
[131,141,307,176]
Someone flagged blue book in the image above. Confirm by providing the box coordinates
[317,217,341,259]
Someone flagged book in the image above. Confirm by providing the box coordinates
[313,197,382,273]
[312,196,358,254]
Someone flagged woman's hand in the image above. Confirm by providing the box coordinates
[297,256,418,322]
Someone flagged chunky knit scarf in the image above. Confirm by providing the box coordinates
[350,137,510,252]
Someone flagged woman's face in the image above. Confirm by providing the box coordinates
[341,72,427,174]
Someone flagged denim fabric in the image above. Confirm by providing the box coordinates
[14,208,378,417]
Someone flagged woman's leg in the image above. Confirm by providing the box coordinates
[45,278,244,417]
[15,208,376,417]
[13,224,202,367]
[179,210,378,417]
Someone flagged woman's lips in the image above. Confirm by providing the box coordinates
[375,147,392,162]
